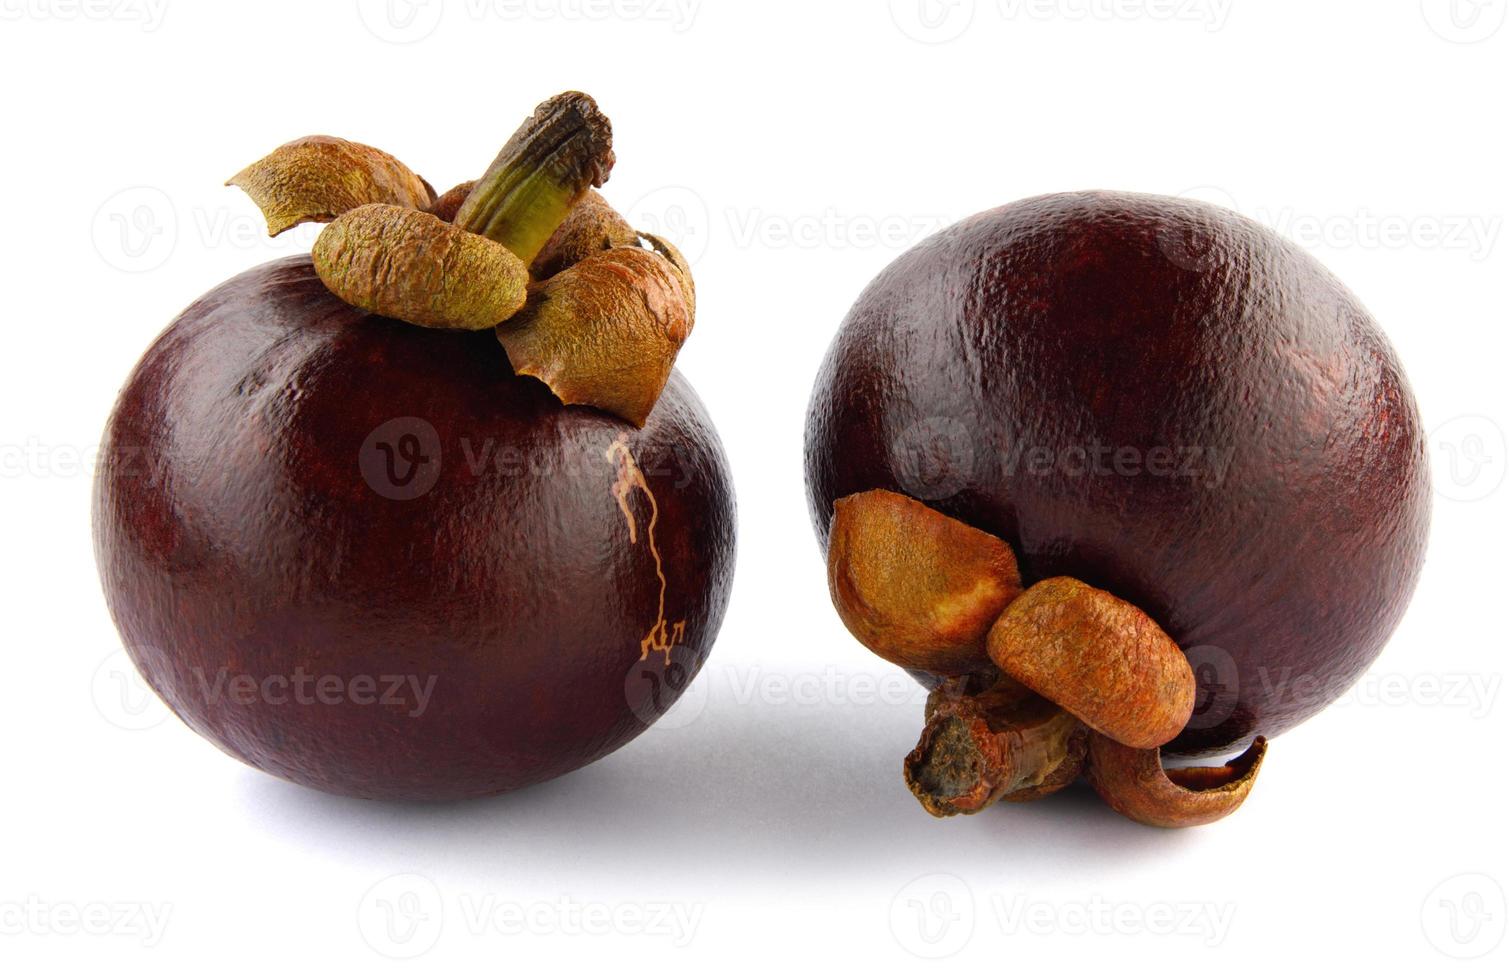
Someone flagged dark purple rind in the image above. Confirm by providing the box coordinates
[805,192,1428,760]
[95,255,735,800]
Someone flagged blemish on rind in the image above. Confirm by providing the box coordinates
[607,435,686,665]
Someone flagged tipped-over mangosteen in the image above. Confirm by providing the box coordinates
[806,192,1428,827]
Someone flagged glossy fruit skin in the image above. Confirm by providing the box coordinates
[95,256,735,800]
[806,191,1429,760]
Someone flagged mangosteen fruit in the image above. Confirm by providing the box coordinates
[94,92,735,801]
[806,191,1428,826]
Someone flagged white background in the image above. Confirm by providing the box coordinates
[2,0,1506,975]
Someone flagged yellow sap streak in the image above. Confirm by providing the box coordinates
[606,435,686,666]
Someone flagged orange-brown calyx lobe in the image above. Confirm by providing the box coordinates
[312,204,528,331]
[986,576,1196,749]
[228,135,434,236]
[498,245,694,428]
[228,92,698,428]
[827,489,1022,676]
[1085,733,1267,828]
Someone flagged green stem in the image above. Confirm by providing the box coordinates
[454,91,616,265]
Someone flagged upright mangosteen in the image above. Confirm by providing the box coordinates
[94,92,736,801]
[806,191,1428,827]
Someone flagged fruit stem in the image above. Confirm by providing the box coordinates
[454,91,615,265]
[904,677,1086,816]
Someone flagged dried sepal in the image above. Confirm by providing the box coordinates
[638,231,696,324]
[904,677,1087,816]
[827,490,1021,677]
[986,577,1195,749]
[497,245,692,426]
[227,135,434,237]
[312,203,528,331]
[427,180,477,223]
[1085,733,1266,828]
[531,191,639,280]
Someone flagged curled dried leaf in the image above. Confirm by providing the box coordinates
[638,231,696,324]
[531,191,639,280]
[827,490,1021,677]
[427,180,477,223]
[1085,733,1266,828]
[227,135,434,237]
[986,577,1195,749]
[496,244,692,427]
[905,677,1087,816]
[313,203,528,331]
